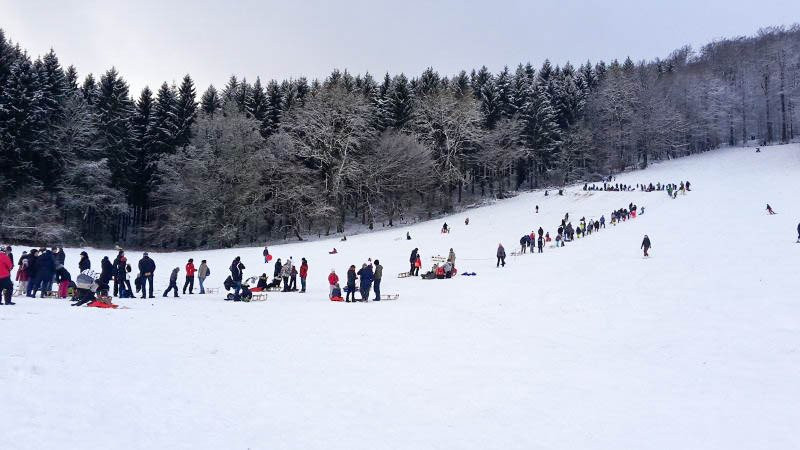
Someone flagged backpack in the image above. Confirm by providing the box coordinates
[224,275,233,291]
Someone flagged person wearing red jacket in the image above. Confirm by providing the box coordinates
[299,258,308,293]
[183,258,197,295]
[0,248,14,305]
[327,269,338,297]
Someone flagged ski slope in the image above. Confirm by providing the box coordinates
[1,145,799,450]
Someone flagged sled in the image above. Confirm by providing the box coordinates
[397,272,410,278]
[205,287,220,294]
[431,255,446,263]
[250,292,267,302]
[510,251,522,257]
[266,286,282,292]
[380,294,400,300]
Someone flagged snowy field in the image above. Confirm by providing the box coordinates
[1,145,799,450]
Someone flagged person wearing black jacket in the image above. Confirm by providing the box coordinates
[78,251,90,272]
[230,257,245,298]
[30,249,55,297]
[25,249,39,297]
[797,222,800,242]
[409,248,418,276]
[112,251,126,297]
[519,235,530,253]
[273,258,282,278]
[98,256,113,295]
[138,253,156,298]
[346,265,357,302]
[641,235,652,257]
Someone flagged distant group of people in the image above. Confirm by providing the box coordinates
[582,181,691,195]
[225,251,309,301]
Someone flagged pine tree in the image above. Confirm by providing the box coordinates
[471,66,491,99]
[248,77,269,136]
[0,56,42,193]
[494,66,513,118]
[264,80,282,136]
[234,78,251,113]
[64,65,79,93]
[417,67,441,97]
[295,77,309,107]
[387,73,413,129]
[511,64,532,115]
[94,67,135,192]
[146,82,179,156]
[130,86,153,208]
[81,73,97,105]
[451,70,470,99]
[281,79,298,111]
[479,78,501,128]
[522,82,561,183]
[0,29,21,94]
[174,74,197,147]
[221,75,239,109]
[200,85,221,117]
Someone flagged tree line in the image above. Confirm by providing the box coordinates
[1,25,798,248]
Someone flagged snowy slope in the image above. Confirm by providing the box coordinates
[1,145,799,450]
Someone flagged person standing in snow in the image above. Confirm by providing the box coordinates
[535,205,539,214]
[409,248,418,276]
[0,247,14,305]
[520,234,530,253]
[299,258,308,293]
[414,255,422,276]
[345,265,357,302]
[183,258,196,295]
[641,235,652,257]
[537,235,544,253]
[766,204,776,215]
[263,246,270,263]
[357,263,374,302]
[289,264,298,291]
[447,248,456,267]
[230,256,244,298]
[496,243,506,267]
[280,259,292,292]
[198,260,210,294]
[112,250,125,297]
[373,260,383,301]
[163,267,180,298]
[138,253,156,299]
[796,222,800,242]
[273,258,282,279]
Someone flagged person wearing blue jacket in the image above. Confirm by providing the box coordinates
[357,263,373,302]
[29,249,55,298]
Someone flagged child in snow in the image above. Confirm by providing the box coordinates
[496,244,506,267]
[766,204,776,215]
[163,267,180,298]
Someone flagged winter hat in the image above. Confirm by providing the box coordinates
[188,258,193,262]
[143,252,149,256]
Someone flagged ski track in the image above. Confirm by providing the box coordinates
[1,145,799,450]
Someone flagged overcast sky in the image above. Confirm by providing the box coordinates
[2,0,798,94]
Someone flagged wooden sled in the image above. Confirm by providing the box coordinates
[250,292,268,302]
[397,272,410,278]
[205,287,220,294]
[381,294,400,300]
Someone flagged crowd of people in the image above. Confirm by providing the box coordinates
[582,180,691,195]
[327,258,384,302]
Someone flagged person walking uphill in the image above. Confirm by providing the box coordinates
[0,248,14,305]
[409,248,418,276]
[198,260,210,294]
[373,260,383,301]
[357,263,374,302]
[183,259,196,294]
[163,267,180,298]
[138,253,156,299]
[496,243,506,267]
[641,235,652,257]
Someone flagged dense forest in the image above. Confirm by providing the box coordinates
[1,26,799,248]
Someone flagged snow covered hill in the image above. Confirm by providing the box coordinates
[1,145,799,450]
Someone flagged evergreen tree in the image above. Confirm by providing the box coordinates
[281,79,298,111]
[81,73,97,105]
[494,66,513,118]
[471,66,491,99]
[387,73,413,129]
[221,75,239,109]
[0,56,42,194]
[131,86,153,208]
[146,82,179,156]
[479,78,501,128]
[264,80,282,136]
[234,78,251,113]
[451,70,470,99]
[522,82,561,182]
[200,85,221,117]
[295,77,309,106]
[248,77,269,136]
[64,65,79,92]
[417,67,441,97]
[511,64,532,114]
[175,74,197,147]
[94,67,135,192]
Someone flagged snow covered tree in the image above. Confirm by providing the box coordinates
[200,85,221,117]
[94,67,135,192]
[146,82,179,157]
[174,74,197,147]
